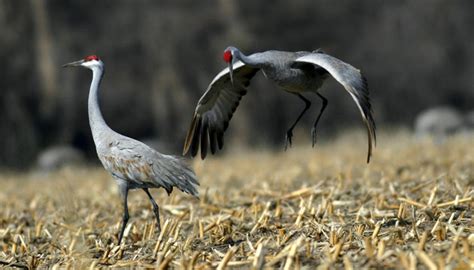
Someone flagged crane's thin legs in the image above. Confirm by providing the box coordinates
[285,93,311,150]
[311,93,328,147]
[142,188,162,233]
[117,187,129,245]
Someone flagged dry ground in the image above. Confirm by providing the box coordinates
[0,131,473,269]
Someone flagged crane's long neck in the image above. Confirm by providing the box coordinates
[235,50,266,68]
[88,66,113,142]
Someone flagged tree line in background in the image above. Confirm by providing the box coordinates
[0,0,473,168]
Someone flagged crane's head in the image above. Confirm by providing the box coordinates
[223,49,233,64]
[223,47,237,85]
[63,55,103,69]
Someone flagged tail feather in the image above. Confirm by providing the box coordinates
[152,153,199,198]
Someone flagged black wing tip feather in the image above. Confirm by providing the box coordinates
[363,76,377,145]
[183,114,199,156]
[184,114,228,160]
[200,121,210,160]
[190,116,202,158]
[209,129,217,155]
[359,75,376,163]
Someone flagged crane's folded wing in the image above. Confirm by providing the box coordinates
[183,61,259,159]
[100,140,199,196]
[295,53,376,162]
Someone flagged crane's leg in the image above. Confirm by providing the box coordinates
[143,188,162,233]
[285,93,311,150]
[117,185,130,245]
[311,93,328,147]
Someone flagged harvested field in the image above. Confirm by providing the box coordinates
[0,131,473,269]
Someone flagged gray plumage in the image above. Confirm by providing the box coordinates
[183,47,376,162]
[64,55,199,244]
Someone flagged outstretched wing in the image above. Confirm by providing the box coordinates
[295,53,376,163]
[183,61,260,159]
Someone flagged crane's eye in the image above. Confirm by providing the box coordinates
[84,55,100,62]
[223,51,232,63]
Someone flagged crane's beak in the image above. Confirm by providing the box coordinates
[228,61,234,86]
[62,59,84,68]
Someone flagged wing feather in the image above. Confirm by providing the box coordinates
[295,53,376,163]
[200,120,209,159]
[99,139,199,196]
[183,61,259,158]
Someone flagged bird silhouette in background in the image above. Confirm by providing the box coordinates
[184,47,376,162]
[64,55,199,244]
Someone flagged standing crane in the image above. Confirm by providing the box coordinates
[63,55,199,244]
[183,47,376,162]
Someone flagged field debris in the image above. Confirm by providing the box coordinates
[0,132,473,268]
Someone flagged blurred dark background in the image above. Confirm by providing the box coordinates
[0,0,473,168]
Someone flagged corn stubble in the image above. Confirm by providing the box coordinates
[0,131,472,269]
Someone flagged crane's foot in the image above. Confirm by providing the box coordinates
[311,127,318,147]
[284,130,293,151]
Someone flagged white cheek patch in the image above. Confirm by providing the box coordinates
[82,60,99,68]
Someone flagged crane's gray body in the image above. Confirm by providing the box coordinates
[88,64,198,196]
[96,131,197,194]
[247,50,327,93]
